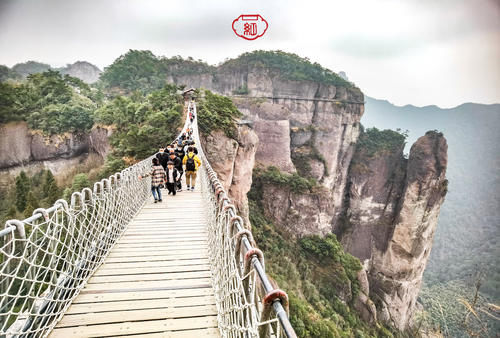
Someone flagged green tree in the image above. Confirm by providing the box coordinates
[15,171,30,212]
[197,89,242,138]
[71,174,90,192]
[100,50,166,93]
[221,50,353,87]
[0,82,24,123]
[42,170,59,206]
[24,191,40,218]
[6,205,18,219]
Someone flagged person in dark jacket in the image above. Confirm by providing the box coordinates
[155,148,169,169]
[168,152,183,191]
[175,145,186,191]
[165,161,179,195]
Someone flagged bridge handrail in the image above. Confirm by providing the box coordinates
[190,101,297,337]
[0,107,191,337]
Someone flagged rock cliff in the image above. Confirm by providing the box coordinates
[200,125,258,226]
[178,60,448,331]
[0,122,111,183]
[341,131,448,329]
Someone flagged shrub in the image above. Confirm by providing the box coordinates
[197,89,242,138]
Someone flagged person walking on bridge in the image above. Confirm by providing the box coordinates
[165,161,180,196]
[168,152,183,191]
[183,146,201,191]
[139,157,166,203]
[156,147,169,170]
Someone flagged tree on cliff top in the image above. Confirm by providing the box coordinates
[0,71,96,134]
[196,89,242,138]
[100,50,166,93]
[220,50,354,88]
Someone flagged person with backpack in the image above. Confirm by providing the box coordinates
[139,158,166,203]
[168,152,183,191]
[165,161,180,196]
[183,146,201,191]
[155,147,169,170]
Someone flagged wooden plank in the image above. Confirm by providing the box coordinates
[107,327,220,338]
[93,264,210,276]
[50,315,218,337]
[120,234,208,240]
[83,277,212,291]
[66,295,216,314]
[88,270,211,284]
[113,241,207,249]
[125,227,207,233]
[74,287,213,303]
[100,258,209,270]
[122,231,208,236]
[117,236,207,244]
[103,253,208,263]
[57,304,217,327]
[107,248,207,258]
[110,244,208,253]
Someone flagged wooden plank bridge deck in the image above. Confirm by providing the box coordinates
[50,180,220,337]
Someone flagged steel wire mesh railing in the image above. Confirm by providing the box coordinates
[0,113,191,337]
[190,101,296,338]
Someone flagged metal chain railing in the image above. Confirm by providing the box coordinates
[190,101,297,338]
[0,112,191,337]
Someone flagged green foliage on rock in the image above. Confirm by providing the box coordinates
[0,71,97,133]
[100,50,166,93]
[221,50,353,87]
[355,126,407,158]
[95,84,183,167]
[248,168,393,337]
[196,89,242,138]
[254,166,317,193]
[100,50,214,94]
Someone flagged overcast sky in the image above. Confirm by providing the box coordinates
[0,0,498,107]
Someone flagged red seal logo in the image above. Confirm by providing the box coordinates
[232,14,268,40]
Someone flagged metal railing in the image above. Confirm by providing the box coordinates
[191,101,296,337]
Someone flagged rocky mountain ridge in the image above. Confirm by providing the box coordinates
[4,60,101,83]
[180,63,447,331]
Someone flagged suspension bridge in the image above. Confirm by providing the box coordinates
[0,100,297,337]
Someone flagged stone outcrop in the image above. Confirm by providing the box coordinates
[200,125,258,226]
[170,67,364,231]
[260,184,334,237]
[341,131,448,330]
[0,122,111,179]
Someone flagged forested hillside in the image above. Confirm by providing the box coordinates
[0,62,184,230]
[362,97,500,336]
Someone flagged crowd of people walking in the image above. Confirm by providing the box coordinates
[140,102,200,203]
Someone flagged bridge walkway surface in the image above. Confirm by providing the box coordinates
[50,177,220,337]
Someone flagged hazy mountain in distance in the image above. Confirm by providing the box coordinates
[5,61,101,84]
[56,61,102,83]
[362,96,500,302]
